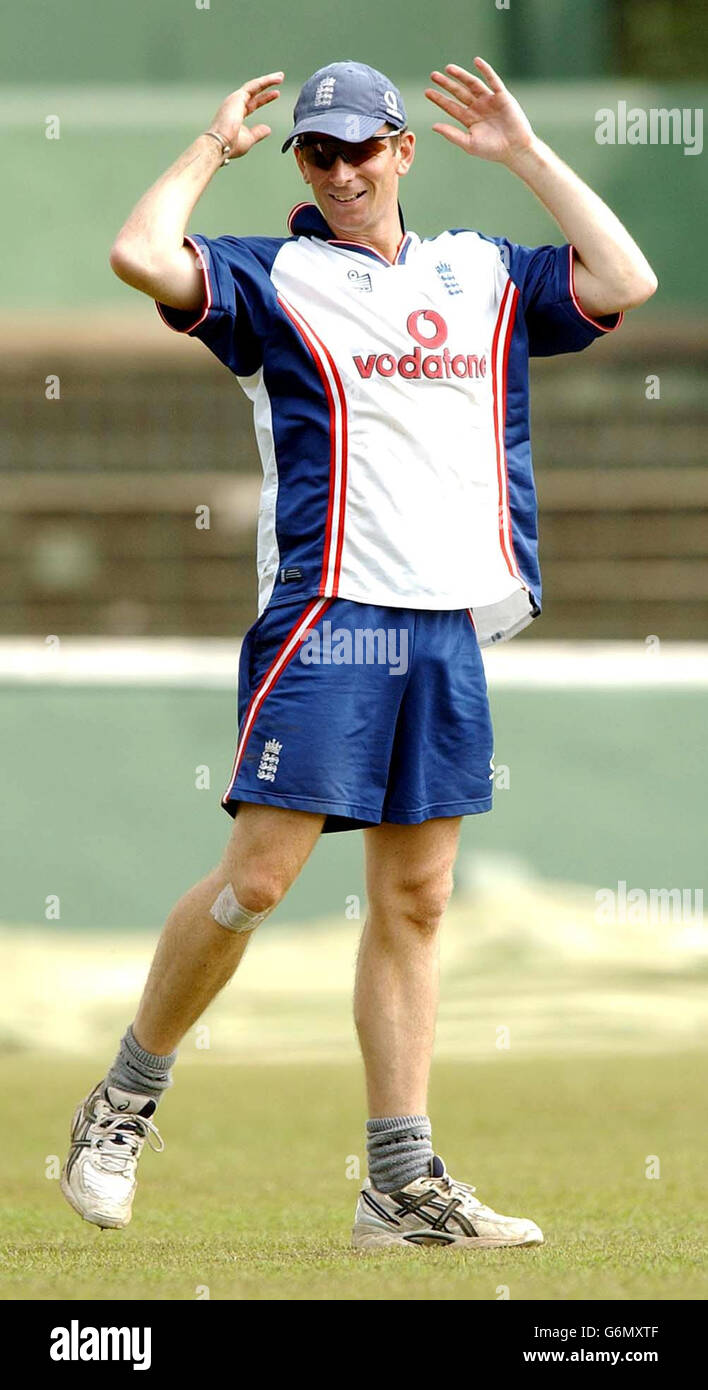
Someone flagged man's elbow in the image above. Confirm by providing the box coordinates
[620,268,659,311]
[109,237,158,294]
[110,237,139,286]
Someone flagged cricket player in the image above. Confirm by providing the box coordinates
[61,59,656,1248]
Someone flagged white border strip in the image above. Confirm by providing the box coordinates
[2,639,708,688]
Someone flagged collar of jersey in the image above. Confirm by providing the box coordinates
[287,200,411,266]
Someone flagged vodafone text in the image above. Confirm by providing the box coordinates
[50,1321,151,1371]
[354,308,487,381]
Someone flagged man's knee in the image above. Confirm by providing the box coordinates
[209,870,286,935]
[371,866,455,934]
[212,804,323,934]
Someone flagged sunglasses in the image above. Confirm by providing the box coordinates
[295,130,404,170]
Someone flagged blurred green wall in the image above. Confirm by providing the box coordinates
[5,0,707,84]
[2,684,706,930]
[2,2,705,309]
[3,0,606,84]
[2,82,705,310]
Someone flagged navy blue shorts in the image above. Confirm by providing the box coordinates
[221,597,494,832]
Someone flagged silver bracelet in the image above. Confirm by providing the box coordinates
[203,129,232,166]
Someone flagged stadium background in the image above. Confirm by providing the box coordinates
[1,0,707,1301]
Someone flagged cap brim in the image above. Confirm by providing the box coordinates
[281,111,393,153]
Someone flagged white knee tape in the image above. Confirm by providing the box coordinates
[209,883,273,934]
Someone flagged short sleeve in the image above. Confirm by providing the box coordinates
[489,238,623,357]
[155,234,276,377]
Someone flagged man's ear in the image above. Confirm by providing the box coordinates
[294,150,311,185]
[397,131,415,176]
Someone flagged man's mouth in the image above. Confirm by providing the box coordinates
[329,190,366,204]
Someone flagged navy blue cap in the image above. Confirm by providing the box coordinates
[281,60,407,152]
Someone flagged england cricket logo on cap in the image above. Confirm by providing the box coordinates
[315,76,336,107]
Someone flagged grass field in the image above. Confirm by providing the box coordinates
[2,1052,706,1301]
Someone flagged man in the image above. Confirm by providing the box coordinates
[61,59,656,1250]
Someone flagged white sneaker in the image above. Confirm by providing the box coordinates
[60,1081,164,1229]
[352,1155,544,1250]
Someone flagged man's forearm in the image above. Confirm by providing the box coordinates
[109,134,224,294]
[505,137,657,313]
[108,75,283,306]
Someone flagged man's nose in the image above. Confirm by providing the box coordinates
[329,154,355,180]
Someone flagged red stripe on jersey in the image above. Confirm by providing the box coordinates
[221,597,334,804]
[499,284,520,575]
[276,294,349,594]
[491,280,523,584]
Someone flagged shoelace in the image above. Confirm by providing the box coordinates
[81,1112,165,1173]
[436,1174,494,1217]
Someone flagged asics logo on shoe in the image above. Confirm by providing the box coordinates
[361,1190,399,1226]
[391,1187,480,1238]
[362,1185,479,1238]
[64,1114,92,1181]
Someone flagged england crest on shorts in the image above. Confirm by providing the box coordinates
[257,738,283,782]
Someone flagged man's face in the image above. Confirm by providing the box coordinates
[294,124,415,238]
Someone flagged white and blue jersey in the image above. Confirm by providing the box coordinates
[157,200,621,646]
[157,201,621,830]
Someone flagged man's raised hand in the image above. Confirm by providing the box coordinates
[209,72,285,159]
[425,58,535,165]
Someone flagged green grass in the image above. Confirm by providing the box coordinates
[2,1052,706,1301]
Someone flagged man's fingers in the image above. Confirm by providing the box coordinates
[431,68,488,102]
[424,88,471,125]
[248,88,281,111]
[243,71,285,94]
[469,56,505,92]
[431,123,473,152]
[248,124,272,144]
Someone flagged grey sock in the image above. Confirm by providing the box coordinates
[366,1114,433,1193]
[105,1024,177,1102]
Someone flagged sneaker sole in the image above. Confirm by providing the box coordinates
[352,1226,544,1251]
[60,1172,130,1230]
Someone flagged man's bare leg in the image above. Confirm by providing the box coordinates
[354,816,461,1116]
[133,803,325,1055]
[350,815,545,1248]
[352,816,460,1195]
[61,802,324,1229]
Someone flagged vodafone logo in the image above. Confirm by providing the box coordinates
[353,308,487,382]
[406,309,448,349]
